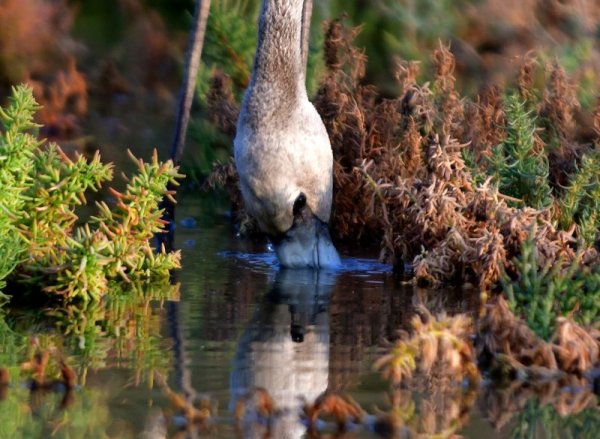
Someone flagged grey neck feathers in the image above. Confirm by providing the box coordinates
[247,0,305,110]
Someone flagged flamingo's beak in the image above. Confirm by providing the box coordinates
[270,209,340,269]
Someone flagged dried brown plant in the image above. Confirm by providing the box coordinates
[0,0,77,86]
[553,318,600,374]
[0,367,8,387]
[517,54,538,104]
[0,367,8,400]
[466,84,506,163]
[0,0,89,141]
[207,18,600,291]
[540,62,582,187]
[594,98,600,139]
[26,57,88,140]
[477,296,600,379]
[432,42,465,137]
[205,158,259,236]
[540,62,580,141]
[310,19,589,288]
[206,70,240,137]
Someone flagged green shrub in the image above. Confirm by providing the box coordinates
[0,85,182,302]
[488,94,552,209]
[557,150,600,245]
[0,85,41,296]
[503,230,599,340]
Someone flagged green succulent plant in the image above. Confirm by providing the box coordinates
[487,94,553,209]
[503,229,599,340]
[0,85,182,302]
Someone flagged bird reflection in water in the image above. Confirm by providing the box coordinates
[231,268,337,438]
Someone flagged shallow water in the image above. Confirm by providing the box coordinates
[1,2,597,436]
[3,193,598,438]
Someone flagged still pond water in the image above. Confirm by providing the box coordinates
[2,194,596,438]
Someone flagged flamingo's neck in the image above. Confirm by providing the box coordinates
[248,0,305,105]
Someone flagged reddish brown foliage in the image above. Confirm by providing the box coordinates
[206,71,239,138]
[26,57,88,139]
[466,84,506,164]
[0,0,77,85]
[207,19,600,289]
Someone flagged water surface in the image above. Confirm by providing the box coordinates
[1,194,597,438]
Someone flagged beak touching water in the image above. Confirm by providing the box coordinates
[270,201,341,269]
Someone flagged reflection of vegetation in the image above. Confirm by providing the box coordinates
[511,398,599,439]
[0,278,176,437]
[0,315,112,438]
[374,308,477,386]
[49,280,178,385]
[480,378,599,439]
[229,383,477,439]
[155,371,213,434]
[368,308,479,438]
[0,86,181,301]
[302,392,363,431]
[0,385,111,439]
[370,385,477,439]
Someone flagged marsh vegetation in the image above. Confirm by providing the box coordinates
[0,0,599,438]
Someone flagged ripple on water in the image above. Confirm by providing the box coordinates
[218,250,392,276]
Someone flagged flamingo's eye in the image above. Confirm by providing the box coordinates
[293,193,306,217]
